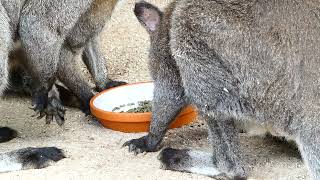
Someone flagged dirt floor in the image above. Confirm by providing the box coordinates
[0,0,310,179]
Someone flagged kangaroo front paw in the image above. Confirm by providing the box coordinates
[31,90,48,117]
[79,98,91,116]
[45,97,66,126]
[103,80,127,90]
[31,91,66,126]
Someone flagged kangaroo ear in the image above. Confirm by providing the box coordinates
[134,1,163,33]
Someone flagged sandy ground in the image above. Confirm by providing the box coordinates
[0,0,310,179]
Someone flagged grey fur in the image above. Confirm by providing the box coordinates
[19,0,125,115]
[0,0,119,173]
[0,0,126,123]
[124,0,320,179]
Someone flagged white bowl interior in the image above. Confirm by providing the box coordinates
[93,83,154,112]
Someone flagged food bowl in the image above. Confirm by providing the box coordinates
[90,82,197,133]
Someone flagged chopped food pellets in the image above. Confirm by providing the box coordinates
[112,100,152,113]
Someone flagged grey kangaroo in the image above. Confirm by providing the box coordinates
[0,0,66,173]
[0,0,124,173]
[17,0,125,122]
[124,0,320,179]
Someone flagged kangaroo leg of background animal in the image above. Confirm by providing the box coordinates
[6,44,66,125]
[19,18,65,121]
[158,113,248,179]
[83,37,127,92]
[77,0,127,92]
[19,0,93,122]
[57,44,94,115]
[7,37,122,112]
[57,0,126,114]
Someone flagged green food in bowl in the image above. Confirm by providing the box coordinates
[112,100,152,113]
